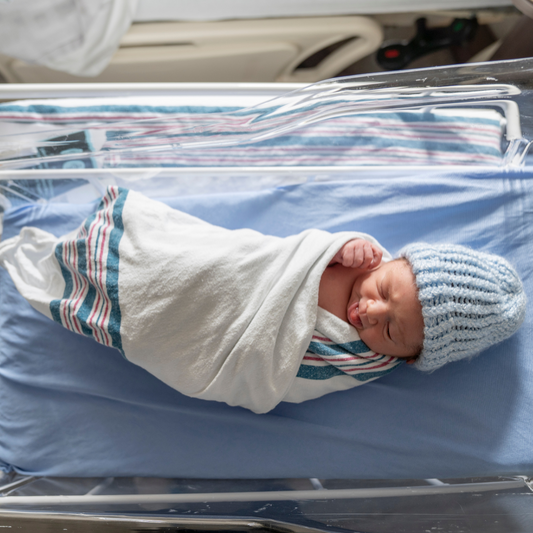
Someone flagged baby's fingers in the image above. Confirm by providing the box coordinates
[368,244,383,270]
[340,242,357,267]
[347,241,367,268]
[335,240,381,269]
[357,241,376,270]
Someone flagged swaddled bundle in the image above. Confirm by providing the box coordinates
[0,187,368,413]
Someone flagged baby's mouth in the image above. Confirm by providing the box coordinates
[347,301,363,329]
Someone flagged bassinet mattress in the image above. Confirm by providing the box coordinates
[0,96,504,170]
[0,167,531,478]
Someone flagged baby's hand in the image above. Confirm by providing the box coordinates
[330,239,382,270]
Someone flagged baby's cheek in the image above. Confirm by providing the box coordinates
[358,330,377,353]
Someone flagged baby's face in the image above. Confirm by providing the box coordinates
[347,259,424,358]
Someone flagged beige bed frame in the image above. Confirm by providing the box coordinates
[0,17,383,84]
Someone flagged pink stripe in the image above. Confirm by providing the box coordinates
[323,355,375,362]
[358,352,381,359]
[103,127,501,143]
[0,110,502,139]
[108,147,501,164]
[95,187,118,345]
[87,205,106,340]
[61,240,85,335]
[343,359,397,372]
[312,335,332,342]
[303,355,397,371]
[60,242,77,333]
[104,139,500,156]
[95,186,119,343]
[69,239,85,335]
[109,152,501,163]
[87,192,114,346]
[78,192,114,346]
[84,206,106,344]
[102,118,501,138]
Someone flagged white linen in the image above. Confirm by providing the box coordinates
[0,187,383,413]
[284,307,402,403]
[0,0,138,76]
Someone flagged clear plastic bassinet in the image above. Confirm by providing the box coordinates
[0,59,532,533]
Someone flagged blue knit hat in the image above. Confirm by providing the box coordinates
[400,243,526,372]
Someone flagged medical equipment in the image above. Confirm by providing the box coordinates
[0,59,532,531]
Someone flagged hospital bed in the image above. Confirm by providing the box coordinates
[0,0,521,83]
[0,59,532,531]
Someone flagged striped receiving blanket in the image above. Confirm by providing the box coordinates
[0,97,505,173]
[284,307,401,403]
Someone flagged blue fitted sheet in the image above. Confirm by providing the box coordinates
[0,168,532,479]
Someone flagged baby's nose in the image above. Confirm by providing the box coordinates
[366,300,387,324]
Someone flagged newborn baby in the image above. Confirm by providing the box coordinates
[0,187,527,412]
[316,237,526,376]
[319,239,423,361]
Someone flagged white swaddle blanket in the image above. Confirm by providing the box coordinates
[0,187,387,413]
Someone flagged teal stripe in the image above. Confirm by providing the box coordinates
[69,234,95,339]
[49,187,128,355]
[296,364,344,380]
[50,242,73,326]
[105,188,128,355]
[308,339,370,356]
[297,362,402,381]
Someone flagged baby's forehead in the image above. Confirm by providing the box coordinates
[382,257,416,283]
[386,260,424,335]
